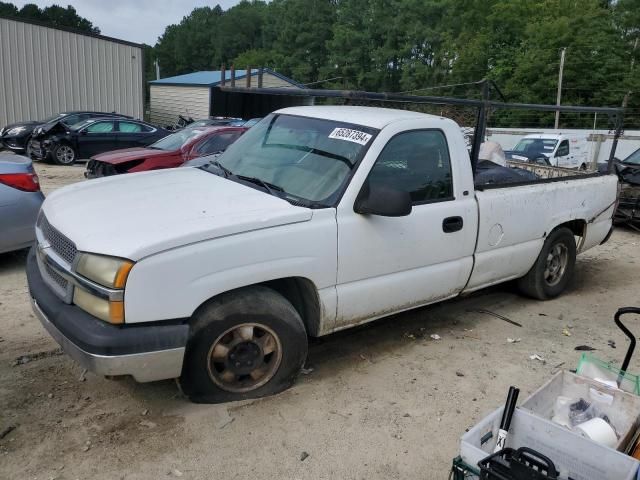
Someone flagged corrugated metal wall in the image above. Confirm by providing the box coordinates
[0,17,144,126]
[149,85,210,127]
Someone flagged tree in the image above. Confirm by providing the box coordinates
[0,2,100,34]
[0,1,18,17]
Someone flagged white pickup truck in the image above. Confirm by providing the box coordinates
[27,106,618,403]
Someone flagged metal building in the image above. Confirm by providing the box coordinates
[149,69,302,127]
[0,15,144,126]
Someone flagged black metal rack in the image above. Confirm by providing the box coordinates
[212,79,625,174]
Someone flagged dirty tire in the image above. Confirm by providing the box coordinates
[52,143,76,165]
[179,286,308,403]
[517,227,577,300]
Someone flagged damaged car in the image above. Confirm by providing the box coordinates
[85,126,247,178]
[30,118,168,165]
[602,148,640,229]
[1,111,129,156]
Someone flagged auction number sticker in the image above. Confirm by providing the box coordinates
[328,128,372,145]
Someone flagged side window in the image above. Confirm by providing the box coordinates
[556,140,569,157]
[196,132,241,154]
[119,121,143,133]
[367,130,453,203]
[86,121,115,133]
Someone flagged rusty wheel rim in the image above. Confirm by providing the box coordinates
[207,323,282,393]
[544,243,568,287]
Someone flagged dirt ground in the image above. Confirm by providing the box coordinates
[1,163,639,480]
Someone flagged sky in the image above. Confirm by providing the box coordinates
[10,0,241,45]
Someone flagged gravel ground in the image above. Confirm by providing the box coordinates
[1,163,639,480]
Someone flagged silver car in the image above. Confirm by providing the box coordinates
[0,154,44,253]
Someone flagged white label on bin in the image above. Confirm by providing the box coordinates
[328,128,372,145]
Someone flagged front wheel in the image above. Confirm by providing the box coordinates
[52,144,76,165]
[179,286,308,403]
[517,227,577,300]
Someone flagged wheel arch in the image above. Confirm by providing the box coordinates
[552,219,586,237]
[191,277,322,337]
[549,219,587,250]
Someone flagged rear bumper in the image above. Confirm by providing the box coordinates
[27,248,189,382]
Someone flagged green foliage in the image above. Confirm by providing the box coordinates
[3,0,639,126]
[0,2,99,33]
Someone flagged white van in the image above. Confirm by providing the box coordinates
[507,133,589,170]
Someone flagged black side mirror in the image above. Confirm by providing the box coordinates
[354,181,412,217]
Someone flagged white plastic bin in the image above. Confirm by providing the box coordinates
[522,371,640,451]
[460,407,639,480]
[460,371,640,480]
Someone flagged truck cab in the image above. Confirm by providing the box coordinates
[506,133,589,170]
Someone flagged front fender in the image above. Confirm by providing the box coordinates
[123,209,338,326]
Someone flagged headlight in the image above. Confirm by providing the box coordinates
[6,126,27,136]
[75,253,134,289]
[73,287,124,324]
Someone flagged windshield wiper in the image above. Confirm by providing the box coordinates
[236,175,284,196]
[209,160,234,178]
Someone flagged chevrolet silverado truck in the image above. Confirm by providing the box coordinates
[27,106,618,403]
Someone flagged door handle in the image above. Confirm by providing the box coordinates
[442,216,463,233]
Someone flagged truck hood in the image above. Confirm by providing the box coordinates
[92,147,175,165]
[42,168,313,260]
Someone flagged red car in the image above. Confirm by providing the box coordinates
[85,126,247,178]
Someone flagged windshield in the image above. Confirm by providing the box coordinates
[513,138,557,156]
[623,148,640,165]
[149,129,205,150]
[211,113,378,205]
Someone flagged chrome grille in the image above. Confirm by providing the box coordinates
[44,262,68,290]
[39,215,77,264]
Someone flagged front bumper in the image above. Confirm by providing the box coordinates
[27,248,189,382]
[29,139,51,160]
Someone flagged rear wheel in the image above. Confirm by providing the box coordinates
[52,144,76,165]
[517,227,577,300]
[179,286,308,403]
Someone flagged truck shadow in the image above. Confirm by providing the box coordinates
[305,284,522,379]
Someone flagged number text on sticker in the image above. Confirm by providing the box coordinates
[328,128,372,145]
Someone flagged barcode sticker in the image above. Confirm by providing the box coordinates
[328,128,372,145]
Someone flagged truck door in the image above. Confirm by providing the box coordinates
[335,127,477,330]
[554,140,571,167]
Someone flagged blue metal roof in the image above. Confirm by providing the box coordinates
[149,68,302,87]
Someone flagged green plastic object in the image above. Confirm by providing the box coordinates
[450,456,480,479]
[576,353,640,395]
